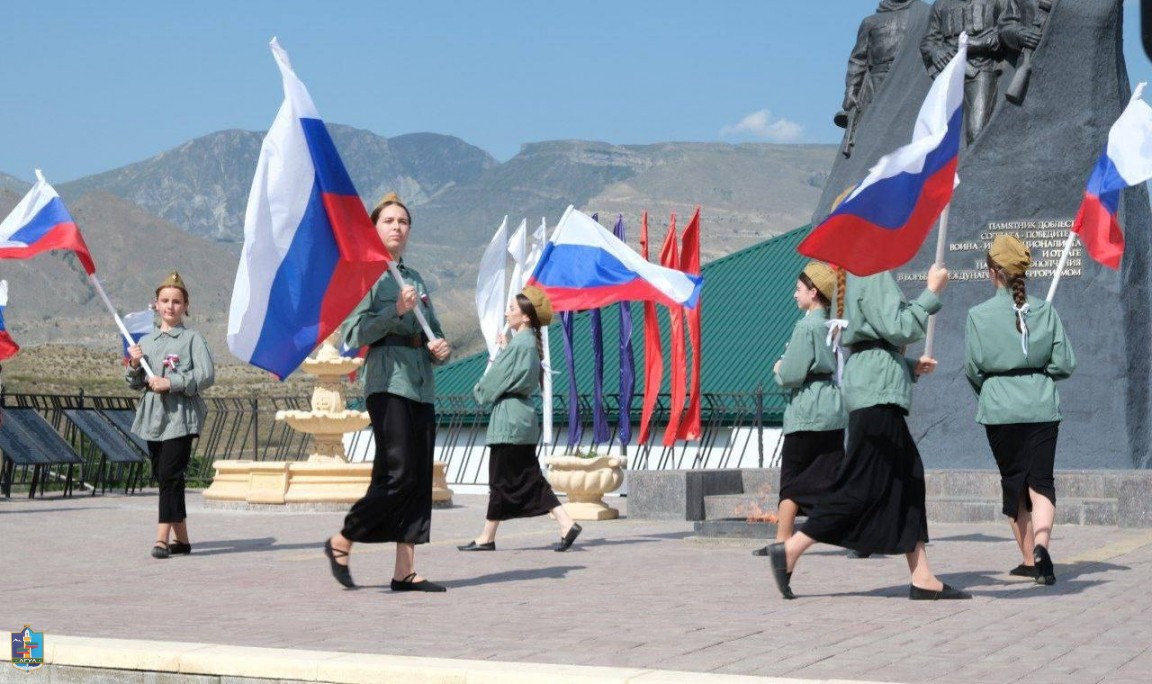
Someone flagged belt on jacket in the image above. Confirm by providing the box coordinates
[371,334,427,349]
[848,339,898,354]
[805,373,834,382]
[983,368,1047,378]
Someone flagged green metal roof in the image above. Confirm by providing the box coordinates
[435,224,812,403]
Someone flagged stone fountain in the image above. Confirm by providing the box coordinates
[204,334,453,507]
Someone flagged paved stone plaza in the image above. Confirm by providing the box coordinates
[2,491,1151,683]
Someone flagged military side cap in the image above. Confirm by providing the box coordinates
[989,234,1031,276]
[802,261,837,301]
[373,191,408,217]
[522,285,553,326]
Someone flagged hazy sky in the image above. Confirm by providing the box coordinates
[3,1,1150,182]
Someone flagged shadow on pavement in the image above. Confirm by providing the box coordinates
[437,565,586,589]
[187,537,322,556]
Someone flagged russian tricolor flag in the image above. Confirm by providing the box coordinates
[527,206,702,311]
[227,39,392,379]
[0,280,20,361]
[0,171,96,275]
[1071,83,1152,270]
[799,34,968,276]
[120,308,154,363]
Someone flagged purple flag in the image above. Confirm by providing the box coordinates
[614,215,636,446]
[561,311,580,450]
[589,213,609,444]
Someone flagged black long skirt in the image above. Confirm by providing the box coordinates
[779,429,845,514]
[985,421,1059,519]
[340,393,434,544]
[800,405,929,555]
[487,443,561,521]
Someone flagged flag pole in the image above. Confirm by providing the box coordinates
[385,262,438,341]
[923,202,951,358]
[89,274,156,378]
[1046,231,1079,302]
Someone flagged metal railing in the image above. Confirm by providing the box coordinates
[1,388,787,494]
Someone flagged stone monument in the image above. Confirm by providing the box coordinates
[814,0,1152,468]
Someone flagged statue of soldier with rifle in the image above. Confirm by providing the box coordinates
[920,0,1039,144]
[835,0,922,158]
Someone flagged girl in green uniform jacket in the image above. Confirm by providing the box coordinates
[459,286,583,553]
[769,261,847,543]
[126,272,215,560]
[964,234,1076,585]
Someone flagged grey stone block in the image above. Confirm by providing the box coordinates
[628,469,743,521]
[739,468,779,497]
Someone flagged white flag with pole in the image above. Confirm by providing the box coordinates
[526,217,554,445]
[476,216,509,362]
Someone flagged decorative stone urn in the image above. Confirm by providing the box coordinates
[275,332,369,463]
[543,454,626,520]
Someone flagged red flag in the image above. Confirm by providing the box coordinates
[637,212,664,445]
[676,207,702,440]
[661,215,686,447]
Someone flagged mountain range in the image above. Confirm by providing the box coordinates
[0,125,834,390]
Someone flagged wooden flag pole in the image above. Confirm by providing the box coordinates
[923,203,951,358]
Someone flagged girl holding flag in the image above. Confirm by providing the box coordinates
[324,192,452,593]
[458,286,582,553]
[768,264,972,601]
[126,272,215,560]
[964,234,1076,585]
[764,262,846,546]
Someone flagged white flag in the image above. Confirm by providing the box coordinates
[476,216,509,360]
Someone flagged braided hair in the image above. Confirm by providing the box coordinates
[986,255,1028,332]
[835,266,847,319]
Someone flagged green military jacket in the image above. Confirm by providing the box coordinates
[472,329,541,446]
[342,261,447,405]
[774,308,847,434]
[841,272,942,413]
[126,324,215,441]
[964,288,1076,424]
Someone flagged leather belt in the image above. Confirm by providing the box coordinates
[848,339,898,354]
[371,334,427,349]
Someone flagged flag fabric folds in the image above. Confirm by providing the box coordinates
[227,38,391,380]
[0,171,96,275]
[614,215,636,447]
[660,216,688,447]
[528,206,702,311]
[588,213,609,445]
[507,218,529,299]
[1071,83,1152,269]
[798,34,968,276]
[637,212,664,446]
[561,311,580,450]
[476,216,509,360]
[676,207,702,441]
[120,308,155,362]
[0,281,21,361]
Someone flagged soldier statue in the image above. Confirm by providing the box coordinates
[920,0,1040,143]
[835,0,922,157]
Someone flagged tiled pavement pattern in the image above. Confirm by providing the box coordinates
[2,492,1150,683]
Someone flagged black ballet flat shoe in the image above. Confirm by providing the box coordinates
[908,583,972,600]
[391,572,447,593]
[1033,545,1056,586]
[169,541,192,556]
[457,540,496,551]
[151,541,170,560]
[846,549,873,559]
[1008,563,1038,578]
[767,543,796,600]
[323,539,355,589]
[555,523,583,552]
